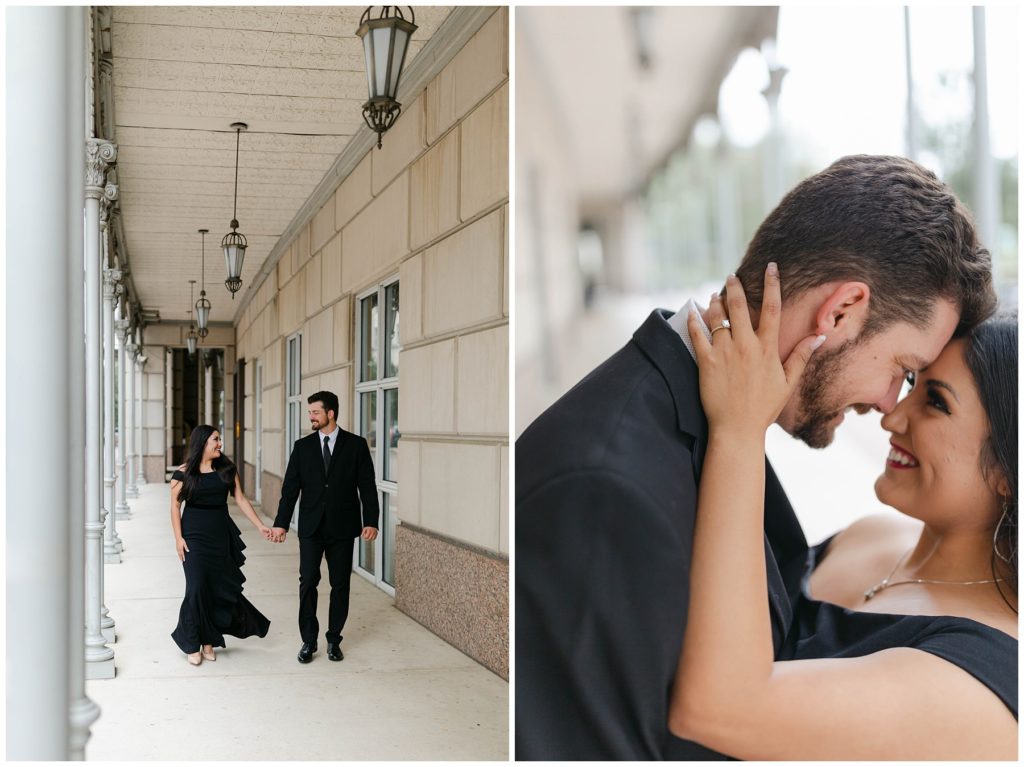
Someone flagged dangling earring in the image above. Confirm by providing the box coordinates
[993,497,1013,565]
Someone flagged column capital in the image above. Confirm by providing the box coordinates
[85,138,117,198]
[102,268,123,298]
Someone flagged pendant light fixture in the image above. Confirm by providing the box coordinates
[186,280,198,357]
[222,122,248,298]
[195,228,211,338]
[356,7,417,149]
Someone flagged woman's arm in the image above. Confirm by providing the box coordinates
[668,268,1016,759]
[170,471,188,562]
[233,474,271,537]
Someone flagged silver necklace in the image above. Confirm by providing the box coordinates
[863,548,1005,601]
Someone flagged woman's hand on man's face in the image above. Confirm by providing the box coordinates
[687,264,826,437]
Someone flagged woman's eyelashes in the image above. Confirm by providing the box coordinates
[925,386,951,414]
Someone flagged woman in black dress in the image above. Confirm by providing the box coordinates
[170,425,272,665]
[669,268,1016,759]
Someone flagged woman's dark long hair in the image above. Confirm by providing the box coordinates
[178,424,237,504]
[963,311,1017,613]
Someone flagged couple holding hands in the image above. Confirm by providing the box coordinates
[169,390,379,667]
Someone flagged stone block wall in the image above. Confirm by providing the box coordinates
[235,7,508,673]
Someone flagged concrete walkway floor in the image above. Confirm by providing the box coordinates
[86,480,508,761]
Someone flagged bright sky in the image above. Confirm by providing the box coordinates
[718,6,1019,168]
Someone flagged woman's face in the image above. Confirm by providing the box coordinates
[203,431,223,461]
[875,339,1002,531]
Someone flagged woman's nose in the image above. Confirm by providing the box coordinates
[880,393,910,433]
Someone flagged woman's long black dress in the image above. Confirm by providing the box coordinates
[170,469,270,653]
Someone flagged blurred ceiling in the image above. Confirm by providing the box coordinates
[518,6,778,204]
[109,5,454,324]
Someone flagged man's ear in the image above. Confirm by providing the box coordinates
[814,282,871,339]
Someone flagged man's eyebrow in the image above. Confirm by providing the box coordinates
[904,355,930,371]
[925,378,961,404]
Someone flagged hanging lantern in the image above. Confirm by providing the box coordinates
[186,280,198,357]
[195,228,211,337]
[356,7,417,149]
[222,122,248,298]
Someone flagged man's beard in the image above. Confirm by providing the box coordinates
[792,339,856,449]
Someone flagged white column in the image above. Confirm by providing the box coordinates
[8,7,77,757]
[115,318,132,519]
[125,340,139,498]
[205,358,214,425]
[85,137,116,679]
[135,331,148,485]
[166,347,175,474]
[67,7,102,758]
[102,266,124,561]
[971,8,998,256]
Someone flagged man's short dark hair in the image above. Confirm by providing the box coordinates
[308,390,339,420]
[734,155,996,339]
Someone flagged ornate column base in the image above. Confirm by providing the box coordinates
[84,658,115,681]
[126,483,140,499]
[100,604,116,643]
[69,695,102,760]
[103,541,123,564]
[115,501,132,520]
[135,471,148,486]
[84,628,115,681]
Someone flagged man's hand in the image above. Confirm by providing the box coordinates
[271,527,287,543]
[361,526,378,542]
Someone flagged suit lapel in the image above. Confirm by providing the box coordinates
[633,308,806,653]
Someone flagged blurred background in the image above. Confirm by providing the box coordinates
[516,5,1019,543]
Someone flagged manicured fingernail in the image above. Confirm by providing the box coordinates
[710,291,719,301]
[727,273,738,283]
[811,335,827,351]
[767,262,778,276]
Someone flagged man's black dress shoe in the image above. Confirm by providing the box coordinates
[297,642,317,663]
[327,642,344,661]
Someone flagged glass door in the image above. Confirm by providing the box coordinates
[354,277,399,595]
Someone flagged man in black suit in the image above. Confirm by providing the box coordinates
[272,390,379,663]
[515,156,996,759]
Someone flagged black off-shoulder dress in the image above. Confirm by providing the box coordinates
[170,469,270,654]
[790,534,1017,720]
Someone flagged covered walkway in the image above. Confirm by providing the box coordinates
[86,481,507,761]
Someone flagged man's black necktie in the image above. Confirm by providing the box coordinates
[323,435,331,474]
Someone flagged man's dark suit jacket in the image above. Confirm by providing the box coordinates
[274,429,380,539]
[515,309,809,760]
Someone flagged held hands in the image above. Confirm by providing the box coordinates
[175,537,189,562]
[686,264,826,437]
[260,525,286,543]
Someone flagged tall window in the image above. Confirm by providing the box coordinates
[354,276,399,592]
[285,332,302,528]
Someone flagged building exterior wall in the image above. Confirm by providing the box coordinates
[235,8,509,676]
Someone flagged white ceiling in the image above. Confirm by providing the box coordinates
[110,5,453,324]
[518,6,778,204]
